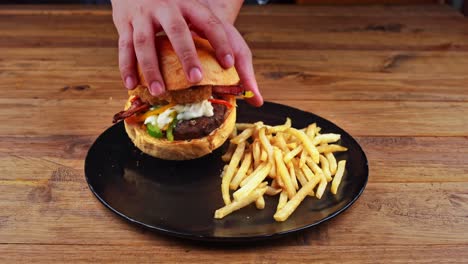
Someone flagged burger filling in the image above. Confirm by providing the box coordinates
[142,99,227,141]
[113,85,252,141]
[173,103,226,140]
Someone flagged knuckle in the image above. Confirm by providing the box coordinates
[168,22,186,36]
[142,69,160,81]
[179,49,197,65]
[134,32,151,46]
[241,45,252,58]
[205,15,221,27]
[118,36,133,50]
[118,60,133,72]
[139,59,159,74]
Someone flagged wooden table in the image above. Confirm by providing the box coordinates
[1,4,467,263]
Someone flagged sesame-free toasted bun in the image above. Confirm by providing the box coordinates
[136,35,240,91]
[124,95,236,160]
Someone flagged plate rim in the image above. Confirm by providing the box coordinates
[84,100,369,242]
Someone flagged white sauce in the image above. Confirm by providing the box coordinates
[156,109,176,129]
[144,115,157,126]
[143,100,214,130]
[173,100,214,120]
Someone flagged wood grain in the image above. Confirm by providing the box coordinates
[0,4,459,17]
[0,99,465,136]
[1,136,466,183]
[1,179,467,245]
[1,244,468,263]
[1,4,467,263]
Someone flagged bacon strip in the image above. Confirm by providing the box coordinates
[112,97,150,123]
[212,86,243,95]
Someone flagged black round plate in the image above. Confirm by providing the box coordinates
[85,100,368,242]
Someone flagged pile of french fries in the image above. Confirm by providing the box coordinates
[214,118,348,222]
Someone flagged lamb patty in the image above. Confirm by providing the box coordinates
[173,104,227,140]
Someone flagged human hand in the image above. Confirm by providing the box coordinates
[111,0,263,106]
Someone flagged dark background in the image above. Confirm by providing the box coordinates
[0,0,294,4]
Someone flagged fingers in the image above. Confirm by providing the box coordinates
[115,20,138,90]
[155,6,203,84]
[132,17,165,96]
[181,3,234,69]
[224,24,263,107]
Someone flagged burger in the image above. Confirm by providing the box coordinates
[113,35,251,160]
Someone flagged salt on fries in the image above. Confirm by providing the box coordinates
[214,118,348,222]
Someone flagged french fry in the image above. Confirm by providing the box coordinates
[230,127,253,144]
[236,123,255,131]
[286,127,320,163]
[260,149,268,161]
[305,123,317,139]
[299,149,307,168]
[220,165,228,178]
[229,152,252,190]
[214,186,267,219]
[221,141,246,205]
[294,165,308,186]
[286,142,298,150]
[276,170,285,187]
[312,133,341,146]
[316,144,348,154]
[315,126,321,136]
[283,145,303,164]
[274,176,321,222]
[229,126,238,139]
[274,147,296,199]
[315,174,328,199]
[221,143,236,163]
[300,163,315,182]
[319,155,332,182]
[252,140,261,168]
[265,186,282,196]
[287,162,299,190]
[259,127,276,177]
[271,179,280,189]
[252,121,266,137]
[277,190,288,211]
[268,117,292,134]
[275,132,290,152]
[217,118,348,222]
[306,157,331,182]
[255,195,265,209]
[254,121,265,128]
[236,121,266,131]
[325,152,337,175]
[331,160,346,194]
[233,163,271,201]
[240,163,266,187]
[294,165,315,196]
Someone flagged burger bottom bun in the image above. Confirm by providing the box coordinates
[124,96,236,160]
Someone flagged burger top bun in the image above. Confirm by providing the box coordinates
[136,35,240,91]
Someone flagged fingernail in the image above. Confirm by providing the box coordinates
[189,67,203,83]
[150,81,164,96]
[224,54,234,68]
[125,76,135,89]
